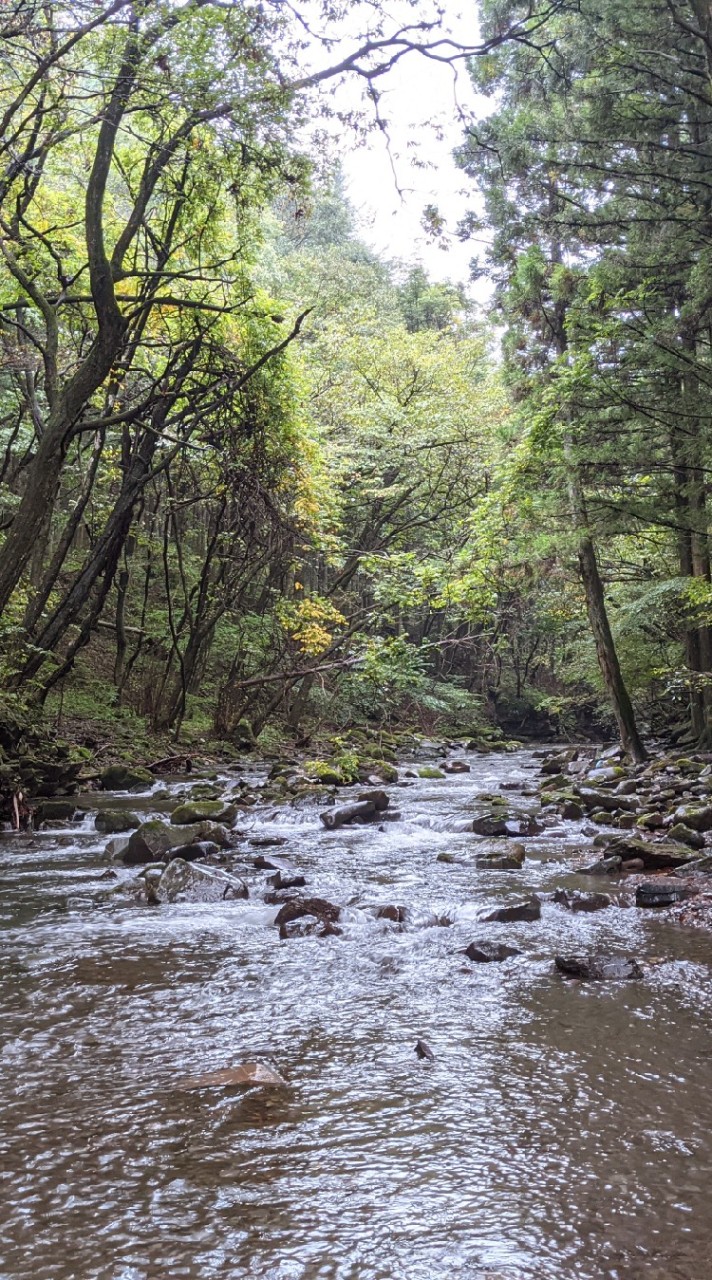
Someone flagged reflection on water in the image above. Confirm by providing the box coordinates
[1,751,712,1279]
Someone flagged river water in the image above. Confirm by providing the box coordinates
[1,748,711,1280]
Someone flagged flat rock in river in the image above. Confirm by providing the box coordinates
[555,954,643,981]
[635,880,699,908]
[482,897,541,923]
[465,940,521,963]
[552,889,612,913]
[605,836,700,871]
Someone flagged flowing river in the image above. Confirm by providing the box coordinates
[1,747,712,1280]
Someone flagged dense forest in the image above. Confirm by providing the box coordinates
[2,0,712,792]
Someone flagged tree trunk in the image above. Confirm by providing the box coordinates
[576,535,647,762]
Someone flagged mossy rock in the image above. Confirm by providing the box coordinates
[418,766,445,780]
[35,799,78,825]
[359,759,398,783]
[170,800,237,825]
[305,760,346,786]
[95,809,141,834]
[100,764,155,792]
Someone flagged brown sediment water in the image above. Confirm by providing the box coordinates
[1,749,711,1279]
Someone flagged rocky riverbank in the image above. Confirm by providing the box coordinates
[16,734,712,942]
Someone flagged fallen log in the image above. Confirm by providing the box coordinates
[320,799,377,829]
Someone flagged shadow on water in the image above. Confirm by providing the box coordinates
[1,749,712,1278]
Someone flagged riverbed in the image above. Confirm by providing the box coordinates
[1,748,711,1279]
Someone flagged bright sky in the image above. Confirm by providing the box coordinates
[301,3,492,295]
[340,52,485,288]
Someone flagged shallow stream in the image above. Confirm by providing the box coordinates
[1,748,711,1279]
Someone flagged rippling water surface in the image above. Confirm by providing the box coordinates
[1,749,712,1279]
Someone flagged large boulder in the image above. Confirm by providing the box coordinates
[34,799,78,825]
[122,819,177,864]
[100,764,155,792]
[668,823,705,850]
[122,819,231,865]
[577,787,639,814]
[156,858,248,903]
[94,809,141,834]
[170,799,237,825]
[604,836,700,871]
[669,804,712,833]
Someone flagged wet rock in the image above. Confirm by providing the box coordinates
[94,809,141,834]
[180,1062,287,1090]
[279,915,341,940]
[249,835,288,848]
[170,800,237,826]
[418,766,445,779]
[670,804,712,832]
[504,815,543,837]
[443,760,470,774]
[156,858,248,904]
[577,787,638,814]
[540,750,577,775]
[100,764,155,792]
[34,799,79,825]
[482,897,541,923]
[617,813,638,830]
[253,852,287,870]
[621,858,645,873]
[605,836,700,871]
[474,845,525,870]
[105,835,130,860]
[673,854,712,874]
[166,840,220,863]
[471,814,508,837]
[668,823,705,850]
[552,889,612,913]
[436,851,462,864]
[464,940,521,963]
[562,800,584,820]
[123,819,180,865]
[376,904,408,922]
[265,888,304,905]
[637,812,665,830]
[274,896,341,928]
[122,818,231,865]
[615,778,639,796]
[635,880,698,908]
[581,855,623,875]
[414,1038,435,1062]
[586,766,626,785]
[357,789,390,811]
[555,955,643,981]
[271,869,306,890]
